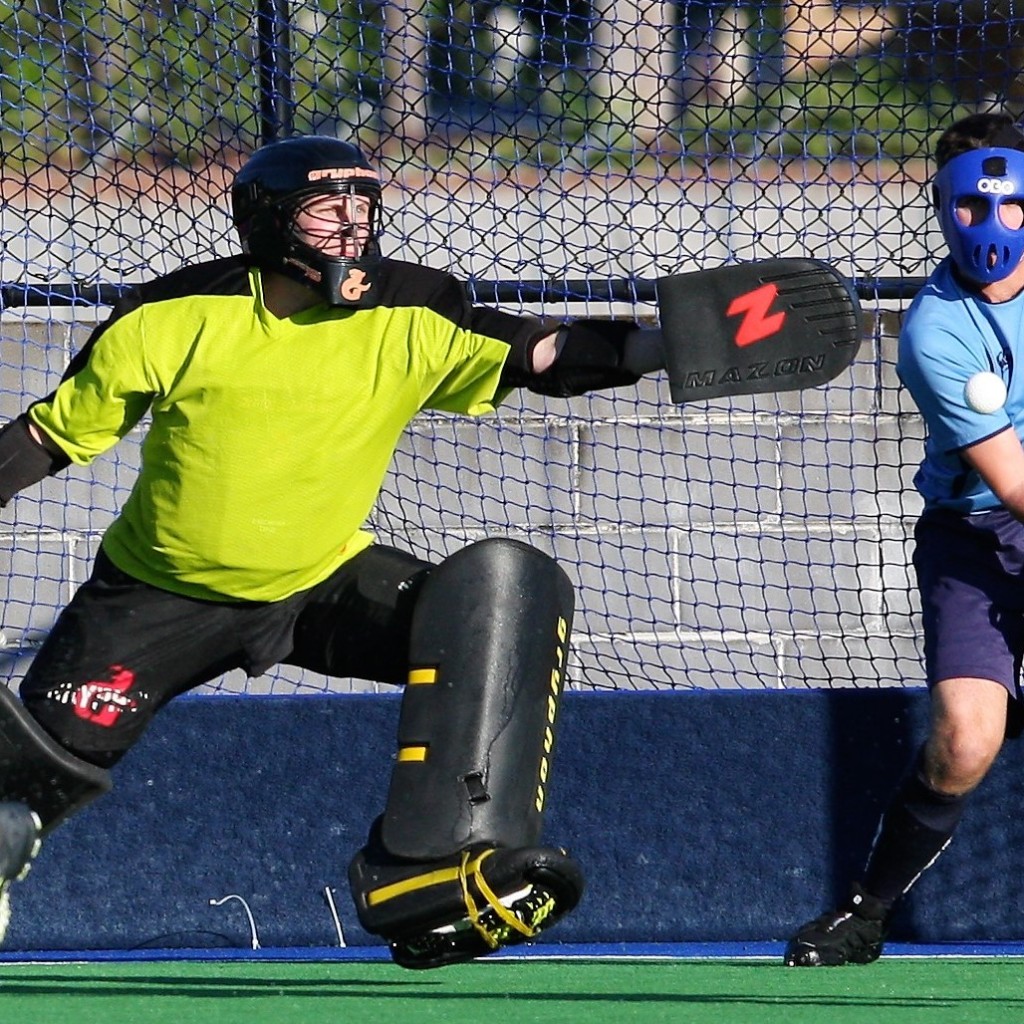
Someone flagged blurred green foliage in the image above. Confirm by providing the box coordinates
[671,59,968,166]
[0,0,984,170]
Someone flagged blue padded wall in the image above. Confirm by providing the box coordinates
[5,689,1023,952]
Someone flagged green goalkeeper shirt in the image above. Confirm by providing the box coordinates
[28,256,539,602]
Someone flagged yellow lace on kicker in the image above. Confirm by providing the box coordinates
[458,850,538,950]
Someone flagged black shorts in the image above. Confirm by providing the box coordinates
[20,545,432,766]
[914,507,1024,698]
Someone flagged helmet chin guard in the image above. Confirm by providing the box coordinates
[933,146,1024,285]
[231,135,384,306]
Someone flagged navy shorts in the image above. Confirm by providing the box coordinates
[913,507,1024,700]
[19,544,432,766]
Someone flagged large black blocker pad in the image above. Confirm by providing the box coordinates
[657,257,862,402]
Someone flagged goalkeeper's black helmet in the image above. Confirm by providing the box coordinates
[231,135,383,307]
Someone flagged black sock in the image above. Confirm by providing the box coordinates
[861,768,967,905]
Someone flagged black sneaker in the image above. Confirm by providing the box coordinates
[0,802,42,944]
[784,883,891,967]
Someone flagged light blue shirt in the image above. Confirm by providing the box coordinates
[897,257,1024,512]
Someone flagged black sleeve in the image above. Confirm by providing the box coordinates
[59,288,145,383]
[60,256,251,383]
[501,319,642,397]
[0,415,71,506]
[471,306,550,356]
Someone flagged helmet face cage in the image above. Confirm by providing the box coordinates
[281,185,380,262]
[232,137,384,306]
[934,146,1024,285]
[271,180,383,298]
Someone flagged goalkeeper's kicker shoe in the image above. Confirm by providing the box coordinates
[389,874,568,970]
[0,802,42,944]
[351,835,584,970]
[784,883,892,967]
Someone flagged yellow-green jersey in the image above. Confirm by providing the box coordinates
[28,256,541,603]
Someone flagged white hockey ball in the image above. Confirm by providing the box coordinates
[964,371,1007,414]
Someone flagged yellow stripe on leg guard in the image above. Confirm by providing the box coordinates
[367,864,465,907]
[407,668,437,685]
[397,745,428,762]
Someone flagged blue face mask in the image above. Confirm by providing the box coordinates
[933,146,1024,285]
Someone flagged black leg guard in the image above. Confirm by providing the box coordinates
[0,686,112,834]
[383,537,574,857]
[349,538,582,967]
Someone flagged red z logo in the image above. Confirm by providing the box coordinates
[726,283,787,347]
[71,666,138,727]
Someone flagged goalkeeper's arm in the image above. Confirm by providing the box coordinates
[0,415,71,506]
[502,320,667,398]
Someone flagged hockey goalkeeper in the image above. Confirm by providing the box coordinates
[0,135,859,966]
[0,134,669,967]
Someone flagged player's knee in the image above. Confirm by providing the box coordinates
[926,681,1008,792]
[924,729,1001,794]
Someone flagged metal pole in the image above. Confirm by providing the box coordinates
[256,0,294,142]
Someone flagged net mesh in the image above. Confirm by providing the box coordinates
[1,0,1021,693]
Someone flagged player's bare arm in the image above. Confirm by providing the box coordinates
[962,428,1024,521]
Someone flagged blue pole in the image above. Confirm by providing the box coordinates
[257,0,294,142]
